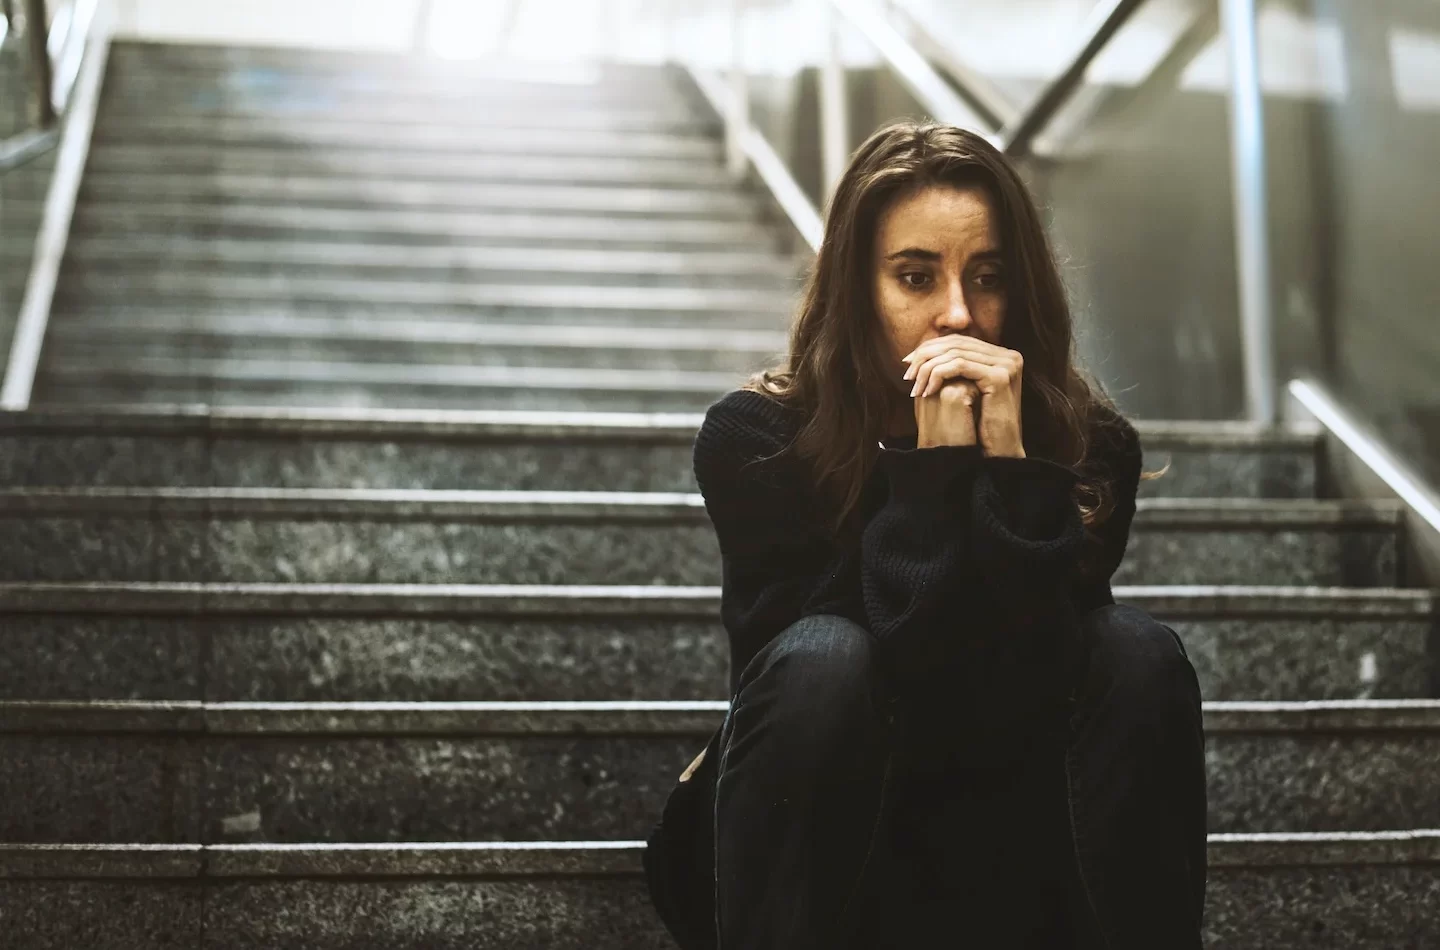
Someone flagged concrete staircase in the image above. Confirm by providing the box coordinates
[5,41,799,411]
[1,40,1438,949]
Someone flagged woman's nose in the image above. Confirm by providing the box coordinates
[937,279,970,331]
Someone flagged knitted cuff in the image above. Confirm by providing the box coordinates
[878,444,984,508]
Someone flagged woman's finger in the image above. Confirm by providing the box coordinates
[911,349,969,396]
[906,335,1011,365]
[921,357,973,397]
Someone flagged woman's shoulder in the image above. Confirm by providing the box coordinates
[693,388,805,486]
[698,388,801,452]
[1083,398,1143,478]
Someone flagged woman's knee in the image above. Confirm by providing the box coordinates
[1079,605,1201,714]
[732,614,881,744]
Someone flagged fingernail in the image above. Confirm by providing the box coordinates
[909,383,919,397]
[903,366,915,381]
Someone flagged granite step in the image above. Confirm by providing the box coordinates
[32,361,739,412]
[91,118,723,160]
[0,583,1431,703]
[50,276,794,321]
[46,318,786,373]
[13,202,785,250]
[24,239,801,288]
[82,145,740,187]
[103,46,698,99]
[0,489,1401,586]
[74,174,762,220]
[3,835,1439,949]
[2,699,1438,842]
[0,407,1323,498]
[96,104,717,134]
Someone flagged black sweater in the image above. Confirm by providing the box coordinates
[694,388,1143,756]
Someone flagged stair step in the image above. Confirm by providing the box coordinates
[3,699,1439,841]
[0,489,1401,586]
[7,201,786,250]
[83,144,738,186]
[27,238,800,287]
[91,117,723,159]
[96,102,717,134]
[0,407,1323,497]
[104,42,695,95]
[75,173,761,219]
[3,834,1439,949]
[0,583,1431,703]
[34,359,739,412]
[45,318,785,373]
[53,274,793,318]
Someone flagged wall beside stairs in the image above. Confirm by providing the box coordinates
[735,0,1440,487]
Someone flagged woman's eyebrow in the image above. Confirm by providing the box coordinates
[884,247,942,262]
[884,247,1003,263]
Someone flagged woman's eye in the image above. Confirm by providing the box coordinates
[900,272,931,289]
[975,271,1004,290]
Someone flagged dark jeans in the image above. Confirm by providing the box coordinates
[711,606,1207,949]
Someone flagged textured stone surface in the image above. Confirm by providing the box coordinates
[36,379,738,414]
[0,505,1395,586]
[1205,865,1440,948]
[1,414,1316,497]
[3,861,1438,950]
[0,516,718,585]
[0,736,202,842]
[210,879,676,950]
[1206,732,1440,833]
[9,719,1440,842]
[1172,616,1435,701]
[1142,445,1316,500]
[1117,524,1398,587]
[202,735,693,843]
[0,609,1430,703]
[0,432,700,491]
[0,881,202,949]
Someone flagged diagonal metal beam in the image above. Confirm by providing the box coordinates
[1002,0,1148,157]
[880,0,1020,133]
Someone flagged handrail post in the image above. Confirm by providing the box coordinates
[1221,0,1275,425]
[24,0,54,126]
[725,0,749,180]
[410,0,433,55]
[819,0,849,203]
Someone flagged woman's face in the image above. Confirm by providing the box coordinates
[871,184,1007,389]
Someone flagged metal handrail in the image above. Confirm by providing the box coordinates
[0,0,98,173]
[1000,0,1147,157]
[23,0,54,127]
[827,0,980,131]
[882,2,1019,133]
[1287,379,1440,587]
[0,0,110,410]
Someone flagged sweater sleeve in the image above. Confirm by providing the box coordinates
[860,445,1089,690]
[693,392,850,690]
[859,443,981,689]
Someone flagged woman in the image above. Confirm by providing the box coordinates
[643,122,1207,949]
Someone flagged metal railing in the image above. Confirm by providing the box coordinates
[1,0,98,168]
[701,0,1275,426]
[0,0,110,410]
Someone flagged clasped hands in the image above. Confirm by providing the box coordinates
[902,334,1025,458]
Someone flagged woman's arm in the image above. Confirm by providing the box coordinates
[694,391,856,689]
[859,444,1088,690]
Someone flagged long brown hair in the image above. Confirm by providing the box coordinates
[747,121,1148,536]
